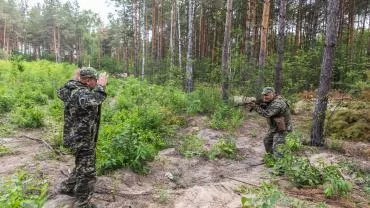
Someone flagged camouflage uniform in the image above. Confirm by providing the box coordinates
[254,95,292,157]
[57,75,106,208]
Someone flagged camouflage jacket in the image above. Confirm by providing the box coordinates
[254,96,292,132]
[57,80,107,150]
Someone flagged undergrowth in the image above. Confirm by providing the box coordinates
[0,170,48,208]
[264,131,353,198]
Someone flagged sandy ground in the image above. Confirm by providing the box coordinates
[0,114,369,208]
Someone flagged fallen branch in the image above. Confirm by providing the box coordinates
[221,175,259,187]
[94,186,153,198]
[20,135,64,155]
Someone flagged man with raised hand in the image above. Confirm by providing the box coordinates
[57,67,108,208]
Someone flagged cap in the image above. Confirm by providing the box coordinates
[79,67,98,80]
[261,87,275,95]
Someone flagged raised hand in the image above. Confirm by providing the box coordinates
[98,72,108,87]
[73,68,80,81]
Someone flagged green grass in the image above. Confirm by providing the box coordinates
[0,170,48,208]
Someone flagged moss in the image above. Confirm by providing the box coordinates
[328,109,370,142]
[344,119,370,141]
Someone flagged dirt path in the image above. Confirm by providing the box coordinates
[1,115,369,208]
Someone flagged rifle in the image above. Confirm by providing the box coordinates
[233,96,264,111]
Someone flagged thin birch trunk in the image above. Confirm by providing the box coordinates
[185,0,194,93]
[221,0,233,101]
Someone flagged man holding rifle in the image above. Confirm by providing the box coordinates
[57,67,108,208]
[250,87,292,157]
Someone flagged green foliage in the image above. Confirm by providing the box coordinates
[10,55,25,73]
[240,182,283,208]
[186,85,223,114]
[97,106,169,174]
[266,132,352,198]
[327,109,370,141]
[210,105,244,130]
[178,135,205,158]
[11,106,44,128]
[0,144,11,156]
[322,165,352,197]
[0,94,15,113]
[207,137,237,160]
[0,170,48,208]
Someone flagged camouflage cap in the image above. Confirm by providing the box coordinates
[79,67,98,80]
[261,87,275,95]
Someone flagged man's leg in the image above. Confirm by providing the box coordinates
[74,149,96,208]
[263,130,274,154]
[272,132,286,158]
[59,168,76,196]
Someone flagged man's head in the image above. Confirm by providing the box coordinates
[261,87,275,102]
[79,67,98,88]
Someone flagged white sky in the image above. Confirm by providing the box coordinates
[28,0,116,25]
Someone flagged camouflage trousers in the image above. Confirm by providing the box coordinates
[263,130,286,157]
[60,149,96,208]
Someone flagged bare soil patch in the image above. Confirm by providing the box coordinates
[1,114,369,208]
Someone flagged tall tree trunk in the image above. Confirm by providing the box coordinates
[295,0,304,52]
[245,0,252,60]
[152,0,157,59]
[250,0,257,59]
[177,0,182,71]
[309,0,321,48]
[185,0,194,93]
[311,0,339,146]
[142,0,146,80]
[211,24,217,64]
[275,0,285,95]
[257,0,270,92]
[221,0,233,101]
[133,0,140,76]
[348,0,355,61]
[170,0,175,70]
[3,17,6,52]
[337,0,345,42]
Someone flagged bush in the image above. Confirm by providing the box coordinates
[0,94,15,113]
[0,170,48,208]
[210,105,244,130]
[207,137,237,160]
[178,135,205,158]
[327,109,370,141]
[12,106,44,128]
[266,132,353,198]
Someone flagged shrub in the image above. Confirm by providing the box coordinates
[210,105,244,130]
[207,137,237,160]
[0,170,48,208]
[0,94,15,113]
[178,135,205,158]
[12,106,44,128]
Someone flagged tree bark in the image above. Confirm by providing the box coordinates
[245,0,252,60]
[142,0,146,80]
[295,0,304,52]
[348,0,355,60]
[250,0,257,59]
[221,0,233,101]
[311,0,339,146]
[257,0,270,91]
[152,0,157,59]
[133,0,140,76]
[185,0,194,93]
[170,0,175,70]
[177,0,182,71]
[275,0,286,95]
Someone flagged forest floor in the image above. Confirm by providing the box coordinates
[0,110,369,208]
